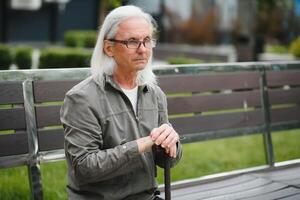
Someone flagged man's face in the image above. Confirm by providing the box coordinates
[108,17,152,73]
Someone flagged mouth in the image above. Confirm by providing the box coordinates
[133,58,147,63]
[134,58,146,61]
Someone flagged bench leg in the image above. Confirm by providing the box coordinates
[259,69,275,166]
[23,80,43,199]
[28,163,43,200]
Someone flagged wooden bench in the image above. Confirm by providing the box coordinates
[0,61,300,200]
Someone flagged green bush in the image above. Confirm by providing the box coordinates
[39,47,92,68]
[0,44,13,70]
[15,46,33,69]
[290,36,300,58]
[266,44,289,54]
[64,30,97,48]
[168,56,203,65]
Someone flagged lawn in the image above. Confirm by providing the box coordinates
[0,129,299,200]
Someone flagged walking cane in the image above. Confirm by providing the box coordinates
[164,152,171,200]
[153,145,171,200]
[162,137,184,200]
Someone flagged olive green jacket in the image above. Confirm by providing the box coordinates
[60,74,182,200]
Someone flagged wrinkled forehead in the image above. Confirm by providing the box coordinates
[115,17,152,39]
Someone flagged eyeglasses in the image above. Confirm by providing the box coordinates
[107,38,156,49]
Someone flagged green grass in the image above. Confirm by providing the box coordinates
[40,162,68,200]
[1,129,299,200]
[0,162,68,200]
[0,166,31,200]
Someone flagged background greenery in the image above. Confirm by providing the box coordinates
[1,32,300,71]
[64,30,97,48]
[15,46,33,69]
[167,56,203,65]
[0,44,13,70]
[0,129,299,200]
[39,47,92,68]
[290,36,300,57]
[0,45,32,70]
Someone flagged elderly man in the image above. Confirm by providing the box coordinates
[60,5,182,200]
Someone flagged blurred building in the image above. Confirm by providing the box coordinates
[1,0,298,48]
[0,0,100,43]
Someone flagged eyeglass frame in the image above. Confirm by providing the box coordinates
[106,38,156,49]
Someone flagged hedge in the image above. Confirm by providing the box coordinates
[290,36,300,58]
[15,46,33,69]
[64,30,97,48]
[39,47,92,68]
[0,44,13,70]
[266,44,289,54]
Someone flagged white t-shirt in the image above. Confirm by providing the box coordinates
[121,86,138,115]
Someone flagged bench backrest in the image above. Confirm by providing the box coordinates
[159,72,263,142]
[158,70,300,142]
[34,72,264,154]
[267,70,300,128]
[1,64,300,166]
[22,69,300,156]
[34,80,81,152]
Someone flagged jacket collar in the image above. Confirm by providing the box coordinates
[103,74,149,93]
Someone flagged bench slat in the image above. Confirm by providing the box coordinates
[269,88,300,105]
[185,182,286,200]
[159,72,260,93]
[0,108,26,130]
[38,129,64,151]
[267,71,300,87]
[172,176,275,199]
[271,107,300,123]
[170,110,264,135]
[0,82,24,104]
[168,90,261,114]
[243,187,300,200]
[35,105,61,128]
[171,175,256,196]
[0,133,28,156]
[33,80,81,103]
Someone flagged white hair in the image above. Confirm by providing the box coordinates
[91,5,157,86]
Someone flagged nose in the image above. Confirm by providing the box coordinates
[136,42,147,52]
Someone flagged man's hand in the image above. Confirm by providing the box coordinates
[137,136,154,154]
[150,124,179,158]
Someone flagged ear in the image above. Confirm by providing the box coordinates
[103,40,114,57]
